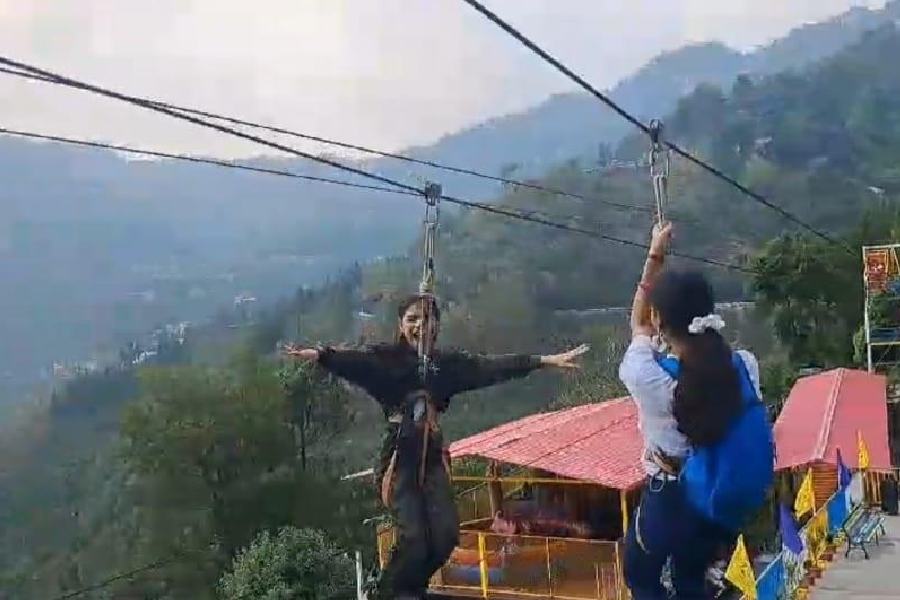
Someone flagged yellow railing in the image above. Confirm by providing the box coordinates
[864,469,898,506]
[456,482,495,525]
[432,531,623,600]
[453,479,535,526]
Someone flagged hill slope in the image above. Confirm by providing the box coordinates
[7,24,900,597]
[2,0,898,408]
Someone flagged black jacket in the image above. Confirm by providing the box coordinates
[317,343,542,473]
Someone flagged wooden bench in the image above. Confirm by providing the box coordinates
[843,504,887,559]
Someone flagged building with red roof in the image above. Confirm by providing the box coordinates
[775,368,892,506]
[775,368,891,470]
[449,397,645,491]
[399,399,647,599]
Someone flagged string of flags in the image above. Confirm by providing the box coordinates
[726,436,872,600]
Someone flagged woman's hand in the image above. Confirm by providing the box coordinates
[650,221,673,256]
[540,344,591,369]
[281,343,320,361]
[630,222,671,337]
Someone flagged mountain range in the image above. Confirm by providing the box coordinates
[1,0,898,407]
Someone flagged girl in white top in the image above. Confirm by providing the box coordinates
[618,223,760,600]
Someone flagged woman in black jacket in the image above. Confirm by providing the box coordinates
[285,294,588,599]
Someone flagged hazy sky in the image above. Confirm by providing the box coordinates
[0,0,886,159]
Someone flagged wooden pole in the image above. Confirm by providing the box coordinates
[487,461,504,517]
[545,538,553,596]
[355,550,365,600]
[620,490,629,537]
[614,542,624,600]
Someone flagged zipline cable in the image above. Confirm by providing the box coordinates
[456,0,849,251]
[0,57,751,272]
[46,547,354,600]
[0,64,661,218]
[49,556,182,600]
[0,127,421,199]
[0,64,738,233]
[0,126,661,244]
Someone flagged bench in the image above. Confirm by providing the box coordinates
[843,504,887,559]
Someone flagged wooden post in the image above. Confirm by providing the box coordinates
[355,550,365,600]
[487,461,503,517]
[614,542,624,600]
[545,537,553,596]
[620,490,629,537]
[478,533,488,599]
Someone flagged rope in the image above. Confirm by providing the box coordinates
[0,57,752,273]
[457,0,849,251]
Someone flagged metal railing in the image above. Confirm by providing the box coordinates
[432,531,624,600]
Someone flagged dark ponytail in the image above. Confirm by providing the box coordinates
[674,330,741,445]
[649,271,742,446]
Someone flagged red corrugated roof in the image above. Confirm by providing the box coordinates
[449,398,646,491]
[774,368,891,470]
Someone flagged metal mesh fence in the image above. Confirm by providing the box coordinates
[432,533,622,599]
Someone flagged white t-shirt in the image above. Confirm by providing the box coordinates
[618,335,761,476]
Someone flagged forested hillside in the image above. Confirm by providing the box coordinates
[5,16,900,600]
[2,1,898,411]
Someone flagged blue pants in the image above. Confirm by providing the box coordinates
[624,476,734,600]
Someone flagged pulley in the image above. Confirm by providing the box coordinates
[417,182,441,381]
[648,119,670,224]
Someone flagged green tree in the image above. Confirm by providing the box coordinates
[120,359,295,593]
[277,360,353,471]
[551,325,627,409]
[751,233,859,367]
[751,204,900,369]
[219,527,355,600]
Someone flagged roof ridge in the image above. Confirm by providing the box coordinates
[813,368,845,462]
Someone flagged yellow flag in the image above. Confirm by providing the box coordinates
[858,430,871,470]
[725,534,757,600]
[794,468,815,518]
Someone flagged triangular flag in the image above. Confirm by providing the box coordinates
[725,534,757,600]
[794,468,815,519]
[858,430,871,470]
[779,503,804,555]
[836,448,852,489]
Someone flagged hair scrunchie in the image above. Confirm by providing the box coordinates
[687,314,725,335]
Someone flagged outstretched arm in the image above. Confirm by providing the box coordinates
[282,343,382,389]
[442,344,590,395]
[630,222,672,338]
